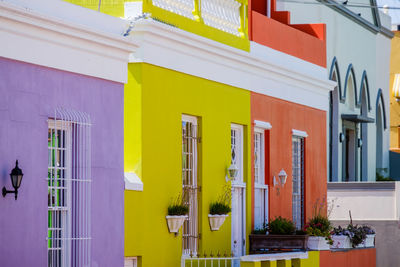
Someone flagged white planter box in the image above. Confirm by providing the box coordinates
[166,215,187,233]
[364,234,375,247]
[208,214,228,231]
[331,235,351,249]
[307,236,330,250]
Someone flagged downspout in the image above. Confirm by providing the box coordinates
[98,0,101,11]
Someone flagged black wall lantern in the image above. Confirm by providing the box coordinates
[2,160,24,200]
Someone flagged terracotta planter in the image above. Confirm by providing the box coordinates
[208,214,228,231]
[249,234,308,254]
[307,236,330,250]
[330,235,351,249]
[166,215,187,233]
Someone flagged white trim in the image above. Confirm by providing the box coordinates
[241,252,308,262]
[254,120,272,130]
[0,0,136,83]
[182,114,198,125]
[124,172,143,191]
[254,184,268,189]
[231,181,247,188]
[127,19,335,111]
[292,129,308,138]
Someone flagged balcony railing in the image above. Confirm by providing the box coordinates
[146,0,247,38]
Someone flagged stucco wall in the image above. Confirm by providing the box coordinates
[124,63,251,267]
[0,57,124,267]
[251,92,327,223]
[279,1,391,181]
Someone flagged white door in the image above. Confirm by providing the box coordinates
[231,184,245,259]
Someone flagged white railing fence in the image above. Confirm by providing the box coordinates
[151,0,243,36]
[181,254,241,267]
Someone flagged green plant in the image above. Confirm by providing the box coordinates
[268,217,296,235]
[167,193,189,216]
[252,228,267,234]
[209,202,231,215]
[347,224,367,248]
[304,215,333,245]
[209,182,231,215]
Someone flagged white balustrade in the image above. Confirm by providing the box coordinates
[201,0,242,36]
[152,0,196,20]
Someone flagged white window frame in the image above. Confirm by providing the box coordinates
[182,114,199,256]
[253,127,268,230]
[230,123,246,259]
[48,120,72,267]
[231,124,244,183]
[292,133,305,230]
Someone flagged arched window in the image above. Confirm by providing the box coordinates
[343,64,357,110]
[342,65,358,181]
[376,89,387,174]
[359,72,370,181]
[329,58,341,182]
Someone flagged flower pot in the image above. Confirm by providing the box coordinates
[307,236,330,250]
[331,235,351,249]
[166,215,187,233]
[364,234,375,247]
[208,214,228,231]
[249,234,308,254]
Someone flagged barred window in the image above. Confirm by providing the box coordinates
[182,115,199,255]
[292,136,305,230]
[47,108,91,267]
[254,129,268,230]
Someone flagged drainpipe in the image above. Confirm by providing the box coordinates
[98,0,101,11]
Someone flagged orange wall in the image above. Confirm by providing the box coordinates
[320,249,376,267]
[248,0,326,68]
[250,12,326,68]
[251,93,327,226]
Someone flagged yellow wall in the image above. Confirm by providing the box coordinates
[63,0,249,51]
[390,32,400,148]
[124,63,251,266]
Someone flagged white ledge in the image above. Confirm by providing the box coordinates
[128,19,335,111]
[0,0,137,83]
[241,252,308,262]
[254,120,272,130]
[125,172,143,191]
[292,129,308,138]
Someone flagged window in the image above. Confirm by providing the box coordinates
[230,124,246,258]
[47,108,91,267]
[182,115,199,255]
[292,135,305,230]
[253,128,268,230]
[231,124,243,182]
[124,257,138,267]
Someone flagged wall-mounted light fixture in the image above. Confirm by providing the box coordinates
[273,169,287,195]
[2,160,24,200]
[339,133,345,143]
[226,164,239,181]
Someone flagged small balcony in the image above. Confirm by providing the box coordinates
[142,0,250,50]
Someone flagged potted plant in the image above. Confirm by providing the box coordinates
[305,215,333,250]
[331,225,352,249]
[249,217,308,254]
[208,182,231,231]
[361,225,375,247]
[166,194,188,233]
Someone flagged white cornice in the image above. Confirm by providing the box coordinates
[128,19,335,111]
[0,0,137,83]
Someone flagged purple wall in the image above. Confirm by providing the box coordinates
[0,57,125,267]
